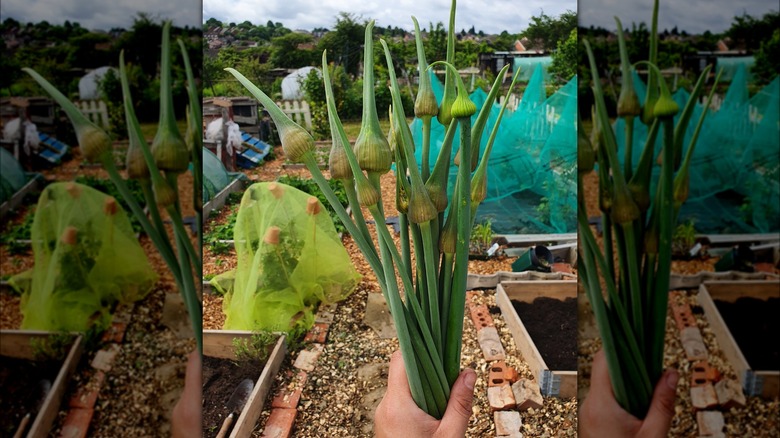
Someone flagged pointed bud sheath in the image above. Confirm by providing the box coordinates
[641,95,658,125]
[354,130,392,174]
[104,197,118,216]
[439,218,457,254]
[412,17,438,119]
[407,184,437,224]
[126,137,150,179]
[589,104,603,154]
[152,21,189,173]
[268,182,284,199]
[151,130,190,173]
[471,166,488,205]
[617,87,641,118]
[61,226,78,246]
[628,181,651,212]
[425,179,449,213]
[673,172,689,210]
[328,138,352,181]
[263,226,280,245]
[396,171,409,214]
[437,93,455,126]
[306,197,321,215]
[22,67,112,162]
[225,67,314,163]
[153,177,177,208]
[79,126,112,163]
[653,93,679,119]
[610,184,641,225]
[355,176,380,208]
[599,181,613,212]
[645,222,659,254]
[354,20,392,175]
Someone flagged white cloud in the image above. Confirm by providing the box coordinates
[202,0,576,34]
[0,0,200,30]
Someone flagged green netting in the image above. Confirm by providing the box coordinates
[9,182,156,332]
[715,56,755,82]
[512,57,552,82]
[202,147,247,203]
[410,71,577,233]
[211,182,360,332]
[614,70,779,233]
[0,147,29,205]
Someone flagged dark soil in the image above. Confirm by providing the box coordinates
[511,297,577,371]
[0,356,60,436]
[202,355,266,437]
[714,297,780,370]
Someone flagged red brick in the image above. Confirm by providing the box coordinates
[697,411,725,436]
[691,361,718,387]
[714,379,746,409]
[488,361,519,387]
[512,378,543,411]
[68,371,106,409]
[754,262,776,274]
[681,327,708,361]
[477,327,505,361]
[494,411,522,436]
[671,299,697,331]
[101,322,127,344]
[303,323,329,344]
[90,344,120,372]
[262,408,297,438]
[469,304,495,331]
[691,383,719,410]
[271,371,307,409]
[59,408,94,438]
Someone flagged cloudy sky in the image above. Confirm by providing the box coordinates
[580,0,776,34]
[0,0,201,30]
[203,0,575,35]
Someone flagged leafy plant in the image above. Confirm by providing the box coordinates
[470,219,493,255]
[204,210,238,254]
[75,175,146,234]
[1,210,35,254]
[672,220,696,258]
[232,331,277,363]
[30,332,73,361]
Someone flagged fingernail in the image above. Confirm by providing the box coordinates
[464,370,476,390]
[665,370,679,389]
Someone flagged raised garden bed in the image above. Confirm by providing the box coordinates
[203,330,286,438]
[203,178,247,225]
[496,280,577,398]
[0,330,83,437]
[697,280,780,398]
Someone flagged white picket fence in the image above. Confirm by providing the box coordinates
[75,100,110,129]
[276,100,312,132]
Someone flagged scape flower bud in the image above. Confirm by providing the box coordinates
[153,178,177,208]
[407,185,437,224]
[356,176,381,208]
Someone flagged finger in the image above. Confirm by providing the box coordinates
[384,351,411,401]
[589,349,610,391]
[437,368,476,437]
[639,368,679,438]
[184,350,201,391]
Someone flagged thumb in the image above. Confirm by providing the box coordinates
[436,369,476,436]
[639,368,678,438]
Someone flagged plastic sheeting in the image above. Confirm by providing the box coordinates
[0,147,28,204]
[613,68,779,233]
[10,182,156,332]
[211,182,360,333]
[410,69,577,233]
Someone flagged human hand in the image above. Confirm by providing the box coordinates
[374,351,477,438]
[172,350,202,438]
[580,350,679,438]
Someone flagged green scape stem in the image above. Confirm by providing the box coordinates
[177,38,204,240]
[621,223,645,347]
[444,116,472,385]
[165,174,202,279]
[140,181,174,257]
[439,253,454,342]
[400,214,413,283]
[420,220,443,355]
[421,117,432,181]
[342,181,373,248]
[624,118,635,179]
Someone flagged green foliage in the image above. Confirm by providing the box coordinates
[672,220,697,257]
[270,32,317,68]
[317,13,367,77]
[276,175,348,233]
[30,332,74,361]
[753,28,780,85]
[470,219,494,254]
[204,210,238,254]
[232,331,277,363]
[549,28,577,84]
[1,210,35,254]
[726,11,780,51]
[260,224,304,291]
[522,10,577,51]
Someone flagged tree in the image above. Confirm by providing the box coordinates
[316,13,365,77]
[726,11,780,50]
[752,28,780,85]
[522,10,576,51]
[549,28,577,84]
[270,32,315,68]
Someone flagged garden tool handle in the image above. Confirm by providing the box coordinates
[215,412,235,438]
